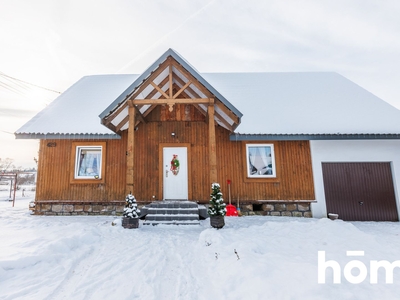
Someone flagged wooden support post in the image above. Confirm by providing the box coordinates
[208,99,218,184]
[126,104,135,195]
[169,63,173,98]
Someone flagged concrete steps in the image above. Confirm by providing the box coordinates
[140,200,208,225]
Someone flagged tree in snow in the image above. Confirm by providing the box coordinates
[123,194,140,218]
[208,183,226,216]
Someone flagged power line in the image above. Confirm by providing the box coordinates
[0,72,61,94]
[0,130,14,135]
[0,81,26,96]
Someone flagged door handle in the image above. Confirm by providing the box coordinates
[166,170,168,178]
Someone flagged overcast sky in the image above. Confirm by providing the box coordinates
[1,0,400,168]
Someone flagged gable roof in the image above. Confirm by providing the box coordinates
[99,49,242,133]
[99,49,242,120]
[15,50,400,140]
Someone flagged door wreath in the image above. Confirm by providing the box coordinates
[170,154,180,176]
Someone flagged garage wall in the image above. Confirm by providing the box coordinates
[310,140,400,219]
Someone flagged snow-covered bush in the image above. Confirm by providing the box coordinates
[123,194,140,218]
[208,183,226,216]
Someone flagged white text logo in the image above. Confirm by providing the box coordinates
[318,251,400,284]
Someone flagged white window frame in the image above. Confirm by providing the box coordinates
[74,146,103,179]
[246,144,276,178]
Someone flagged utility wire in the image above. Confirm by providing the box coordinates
[0,130,14,135]
[0,72,61,94]
[1,72,30,91]
[0,81,25,96]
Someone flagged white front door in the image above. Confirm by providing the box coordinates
[163,147,188,200]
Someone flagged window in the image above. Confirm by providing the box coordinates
[71,142,106,183]
[246,144,276,178]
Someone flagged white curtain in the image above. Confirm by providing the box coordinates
[248,147,257,172]
[95,153,101,175]
[260,147,270,168]
[78,151,101,176]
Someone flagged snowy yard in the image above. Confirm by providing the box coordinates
[1,191,400,299]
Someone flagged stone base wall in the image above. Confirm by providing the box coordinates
[34,202,126,216]
[238,202,313,218]
[33,201,313,217]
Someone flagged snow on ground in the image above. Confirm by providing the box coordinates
[1,190,400,300]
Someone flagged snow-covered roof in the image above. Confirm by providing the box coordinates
[203,72,400,138]
[15,74,138,139]
[15,62,400,140]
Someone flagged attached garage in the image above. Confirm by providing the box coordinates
[310,140,400,221]
[322,162,398,221]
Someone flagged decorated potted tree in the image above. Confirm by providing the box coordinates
[122,193,140,229]
[208,183,226,229]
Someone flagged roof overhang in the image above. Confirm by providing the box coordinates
[15,133,121,140]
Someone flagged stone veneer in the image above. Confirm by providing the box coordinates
[238,202,313,218]
[34,201,127,216]
[33,201,313,217]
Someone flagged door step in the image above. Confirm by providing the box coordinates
[141,200,208,225]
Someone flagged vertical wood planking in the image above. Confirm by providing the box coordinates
[36,105,315,203]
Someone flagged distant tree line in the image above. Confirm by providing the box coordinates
[0,158,37,185]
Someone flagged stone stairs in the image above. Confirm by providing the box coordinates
[140,200,208,225]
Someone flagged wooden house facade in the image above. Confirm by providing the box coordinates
[16,49,400,220]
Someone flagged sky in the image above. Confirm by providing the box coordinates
[1,0,400,169]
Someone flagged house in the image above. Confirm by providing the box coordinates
[16,49,400,221]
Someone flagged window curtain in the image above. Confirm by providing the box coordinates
[260,147,271,168]
[248,147,257,172]
[78,151,101,176]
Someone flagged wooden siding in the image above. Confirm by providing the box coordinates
[36,137,127,202]
[215,130,315,202]
[36,105,315,203]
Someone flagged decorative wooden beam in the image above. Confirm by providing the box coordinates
[127,59,170,101]
[172,68,239,126]
[134,105,147,124]
[103,102,128,126]
[143,76,169,100]
[126,104,135,195]
[169,63,173,99]
[116,115,129,132]
[208,99,218,184]
[150,81,169,99]
[171,60,213,98]
[130,98,212,105]
[173,80,192,99]
[177,88,208,117]
[105,122,118,133]
[173,74,196,95]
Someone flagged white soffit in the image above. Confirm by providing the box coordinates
[111,106,129,127]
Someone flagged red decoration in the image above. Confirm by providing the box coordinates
[170,154,180,176]
[226,204,238,217]
[227,179,231,185]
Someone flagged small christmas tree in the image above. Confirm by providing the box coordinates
[123,194,140,218]
[208,183,226,216]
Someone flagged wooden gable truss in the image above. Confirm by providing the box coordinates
[100,55,241,195]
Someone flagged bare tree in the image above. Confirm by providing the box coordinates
[0,158,15,180]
